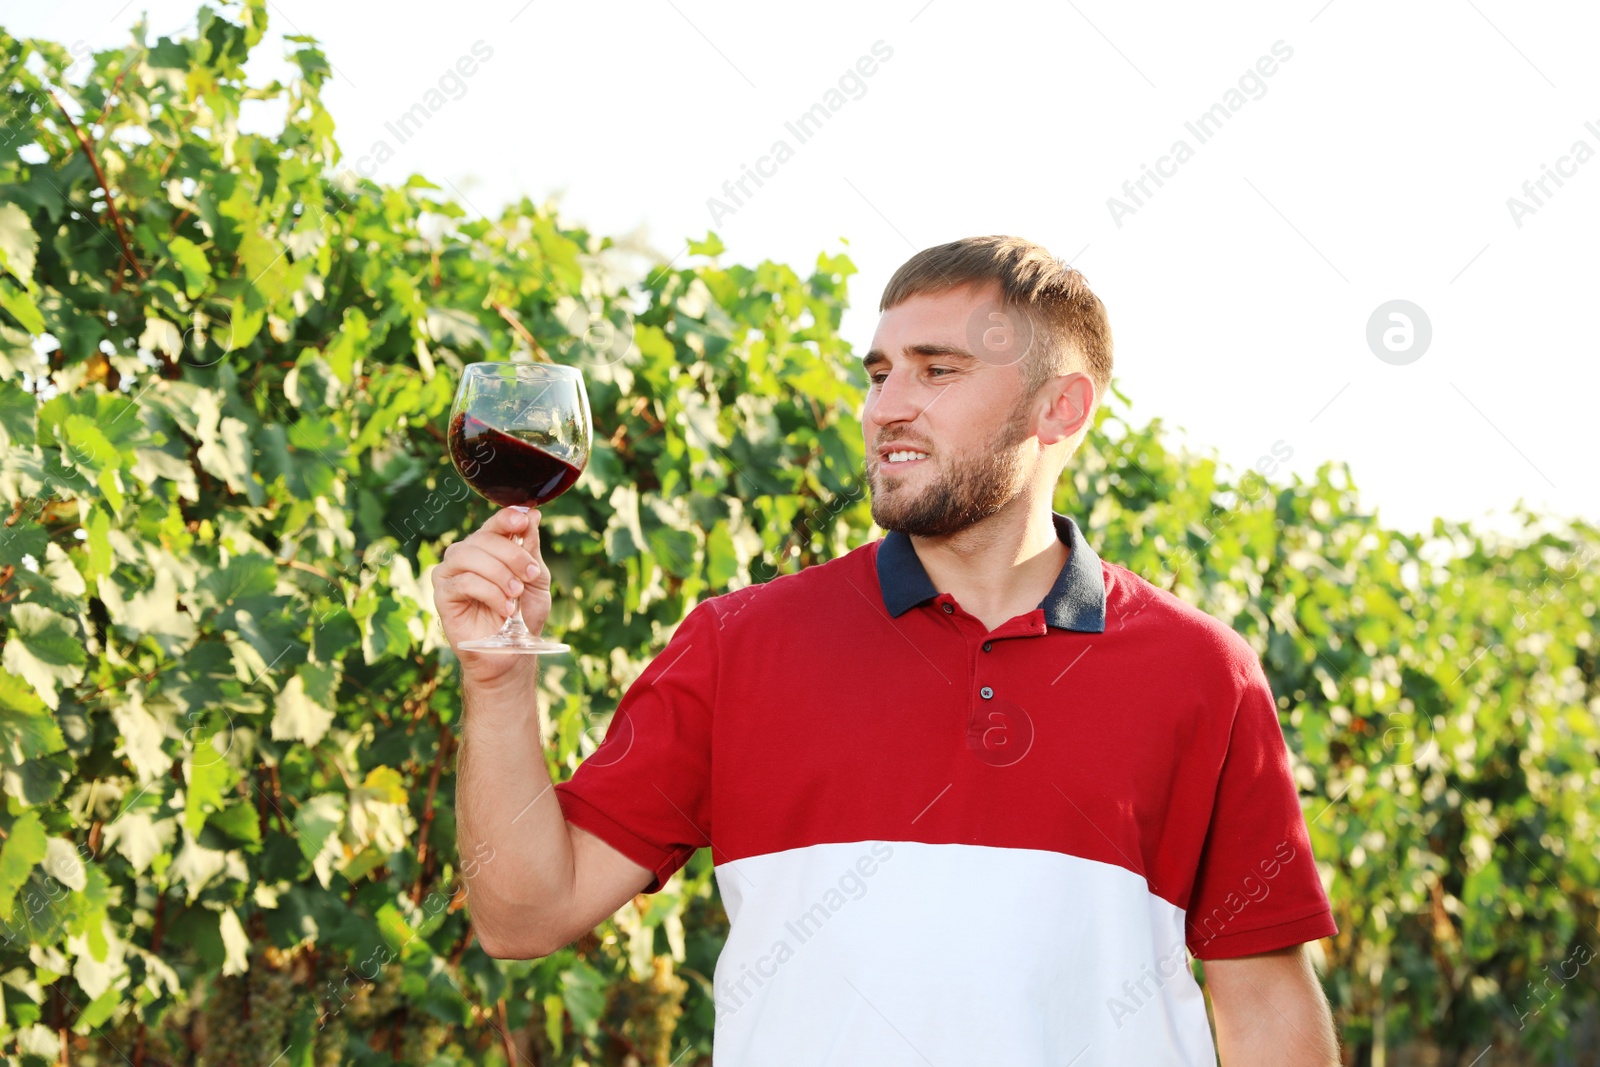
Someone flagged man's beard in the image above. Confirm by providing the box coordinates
[867,399,1032,537]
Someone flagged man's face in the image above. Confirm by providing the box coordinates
[861,283,1039,537]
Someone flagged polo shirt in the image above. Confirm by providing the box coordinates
[555,510,1338,1065]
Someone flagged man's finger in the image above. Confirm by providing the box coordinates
[487,506,539,538]
[441,543,522,595]
[461,531,540,581]
[444,571,517,617]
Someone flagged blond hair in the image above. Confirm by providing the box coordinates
[878,235,1113,404]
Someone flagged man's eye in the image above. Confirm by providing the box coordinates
[927,367,954,377]
[869,373,887,385]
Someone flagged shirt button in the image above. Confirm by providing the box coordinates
[941,603,954,614]
[980,686,994,699]
[982,642,992,652]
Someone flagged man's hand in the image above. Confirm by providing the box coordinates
[1205,943,1340,1066]
[430,506,550,688]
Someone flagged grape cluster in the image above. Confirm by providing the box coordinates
[312,1015,347,1067]
[197,950,298,1066]
[397,1018,450,1063]
[199,972,249,1065]
[311,958,411,1060]
[96,1006,185,1066]
[609,954,690,1067]
[352,965,403,1024]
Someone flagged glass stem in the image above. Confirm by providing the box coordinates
[504,515,532,636]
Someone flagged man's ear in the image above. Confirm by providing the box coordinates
[1036,373,1095,447]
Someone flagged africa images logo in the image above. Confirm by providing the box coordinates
[1106,40,1295,228]
[713,843,895,1018]
[1106,840,1298,1029]
[705,41,895,226]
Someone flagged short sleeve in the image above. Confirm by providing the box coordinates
[1185,659,1338,959]
[554,601,718,894]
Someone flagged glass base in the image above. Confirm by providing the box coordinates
[457,607,569,655]
[457,633,570,655]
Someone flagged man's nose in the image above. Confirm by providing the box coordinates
[867,370,923,427]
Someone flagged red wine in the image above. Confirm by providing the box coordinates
[449,413,583,507]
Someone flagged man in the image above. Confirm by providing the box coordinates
[435,236,1342,1065]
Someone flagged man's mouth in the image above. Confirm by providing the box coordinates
[879,448,930,466]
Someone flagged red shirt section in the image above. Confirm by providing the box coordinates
[556,515,1336,959]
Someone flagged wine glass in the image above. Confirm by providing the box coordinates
[447,361,592,654]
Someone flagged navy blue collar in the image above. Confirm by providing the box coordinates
[875,511,1106,632]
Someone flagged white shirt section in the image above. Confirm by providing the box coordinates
[710,840,1217,1067]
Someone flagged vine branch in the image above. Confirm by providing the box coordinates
[410,718,453,905]
[491,302,551,361]
[48,89,147,281]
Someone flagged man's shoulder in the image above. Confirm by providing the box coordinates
[694,539,881,634]
[1101,559,1263,685]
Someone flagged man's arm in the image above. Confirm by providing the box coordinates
[455,671,653,958]
[434,506,654,959]
[1205,944,1340,1066]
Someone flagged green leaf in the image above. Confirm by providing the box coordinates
[167,237,212,298]
[338,845,385,883]
[195,415,255,493]
[218,906,250,976]
[687,231,725,257]
[0,203,38,281]
[421,970,473,1026]
[169,833,228,901]
[204,801,261,847]
[0,667,65,766]
[42,838,86,893]
[424,306,489,351]
[96,467,124,511]
[322,307,368,385]
[1,603,87,708]
[197,552,277,608]
[82,505,112,582]
[706,521,739,586]
[0,810,48,920]
[0,665,68,806]
[290,44,332,84]
[62,414,122,474]
[605,483,645,561]
[102,567,197,654]
[374,901,415,956]
[560,960,608,1037]
[183,743,239,837]
[272,662,338,746]
[146,35,190,68]
[0,520,48,569]
[2,753,70,809]
[110,692,172,783]
[73,985,122,1034]
[237,232,290,303]
[358,597,412,663]
[17,542,89,615]
[138,315,183,357]
[292,793,344,863]
[0,280,44,335]
[101,811,177,876]
[222,296,264,351]
[0,378,35,449]
[648,525,698,577]
[358,766,406,805]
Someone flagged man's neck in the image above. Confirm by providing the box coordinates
[909,497,1068,634]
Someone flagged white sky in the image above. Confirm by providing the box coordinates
[8,0,1598,542]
